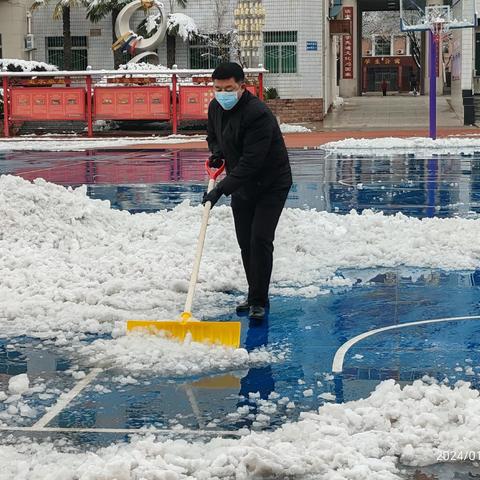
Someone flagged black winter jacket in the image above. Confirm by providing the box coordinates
[207,89,292,199]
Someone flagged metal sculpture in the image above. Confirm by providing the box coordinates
[112,0,167,64]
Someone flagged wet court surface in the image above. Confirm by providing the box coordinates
[2,148,480,218]
[2,149,480,478]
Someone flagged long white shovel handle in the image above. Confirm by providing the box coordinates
[182,160,225,320]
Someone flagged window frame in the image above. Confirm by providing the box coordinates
[263,31,298,75]
[46,36,88,70]
[374,35,392,57]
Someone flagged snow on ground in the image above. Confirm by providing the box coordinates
[0,128,313,150]
[2,379,480,479]
[0,135,206,151]
[279,123,312,133]
[3,173,480,342]
[333,96,344,109]
[6,134,480,154]
[3,174,480,374]
[323,136,480,156]
[75,332,286,377]
[2,172,480,476]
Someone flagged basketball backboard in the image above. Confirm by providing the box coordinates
[399,0,476,32]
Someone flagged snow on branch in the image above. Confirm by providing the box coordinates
[167,13,198,41]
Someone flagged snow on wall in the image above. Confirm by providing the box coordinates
[0,58,58,72]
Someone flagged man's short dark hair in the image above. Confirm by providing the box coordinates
[212,62,245,83]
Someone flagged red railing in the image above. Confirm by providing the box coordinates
[0,67,267,137]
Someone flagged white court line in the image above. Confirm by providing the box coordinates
[0,426,243,437]
[332,315,480,373]
[32,368,102,428]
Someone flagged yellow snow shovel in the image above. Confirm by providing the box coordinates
[127,160,241,348]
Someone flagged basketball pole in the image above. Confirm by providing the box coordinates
[429,30,437,140]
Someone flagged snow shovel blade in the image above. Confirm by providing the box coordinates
[126,320,241,349]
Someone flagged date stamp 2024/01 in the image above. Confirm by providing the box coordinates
[437,450,480,462]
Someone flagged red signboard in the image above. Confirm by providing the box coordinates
[10,87,86,121]
[179,86,214,120]
[342,7,354,79]
[178,85,257,120]
[329,19,352,35]
[363,57,405,66]
[94,86,170,120]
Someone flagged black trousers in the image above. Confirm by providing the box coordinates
[231,187,290,307]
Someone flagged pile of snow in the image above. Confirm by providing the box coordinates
[92,120,119,133]
[167,13,198,41]
[333,96,344,109]
[279,123,312,133]
[0,373,44,424]
[8,374,29,395]
[323,136,480,157]
[3,174,480,342]
[76,331,286,376]
[2,379,480,478]
[0,58,57,72]
[0,135,206,151]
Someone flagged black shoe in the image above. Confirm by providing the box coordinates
[248,305,266,321]
[236,300,250,315]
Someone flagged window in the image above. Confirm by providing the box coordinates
[264,31,297,74]
[46,36,88,70]
[189,35,229,69]
[374,36,391,56]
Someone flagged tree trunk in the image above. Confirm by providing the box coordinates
[167,34,176,68]
[112,8,124,68]
[63,5,72,70]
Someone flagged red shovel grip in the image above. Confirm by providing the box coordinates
[205,159,225,180]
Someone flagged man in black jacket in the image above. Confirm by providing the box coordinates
[202,62,292,321]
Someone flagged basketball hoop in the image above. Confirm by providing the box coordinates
[398,0,473,141]
[432,22,444,45]
[426,5,451,44]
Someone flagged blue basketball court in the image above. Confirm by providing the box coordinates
[1,149,480,479]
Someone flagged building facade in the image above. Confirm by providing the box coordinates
[29,0,336,121]
[0,0,31,60]
[19,0,479,125]
[361,34,419,92]
[450,0,477,125]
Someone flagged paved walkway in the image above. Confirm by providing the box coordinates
[323,94,464,130]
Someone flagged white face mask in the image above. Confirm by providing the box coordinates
[214,90,241,110]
